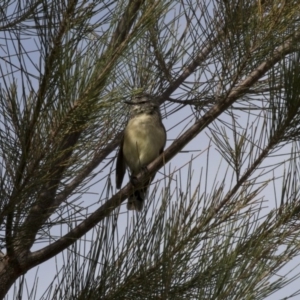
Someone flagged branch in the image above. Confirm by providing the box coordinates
[161,34,220,100]
[167,97,215,107]
[26,30,300,268]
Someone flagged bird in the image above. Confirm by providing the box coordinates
[115,93,166,211]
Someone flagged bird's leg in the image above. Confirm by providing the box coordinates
[141,165,149,174]
[130,166,149,186]
[130,175,139,186]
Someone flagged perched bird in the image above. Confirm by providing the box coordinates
[116,93,166,211]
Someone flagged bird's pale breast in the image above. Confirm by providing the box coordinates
[123,113,165,174]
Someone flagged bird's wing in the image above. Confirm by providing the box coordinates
[116,137,126,189]
[159,122,167,154]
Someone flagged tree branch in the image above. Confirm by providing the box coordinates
[26,30,300,268]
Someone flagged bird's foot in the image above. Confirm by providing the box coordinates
[141,165,149,175]
[130,166,149,186]
[130,175,139,186]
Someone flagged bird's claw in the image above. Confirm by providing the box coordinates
[130,166,149,186]
[130,175,139,186]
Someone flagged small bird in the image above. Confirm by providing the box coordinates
[116,93,166,211]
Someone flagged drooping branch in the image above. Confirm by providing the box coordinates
[5,0,80,259]
[13,0,147,259]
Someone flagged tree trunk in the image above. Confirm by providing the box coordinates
[0,256,24,299]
